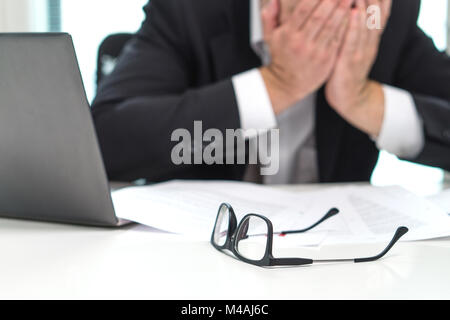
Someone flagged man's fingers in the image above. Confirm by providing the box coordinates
[262,0,280,40]
[341,6,362,55]
[366,0,382,46]
[331,11,351,51]
[302,0,340,40]
[288,0,321,30]
[317,0,353,47]
[348,0,366,54]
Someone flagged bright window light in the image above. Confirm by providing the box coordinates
[60,0,147,102]
[372,0,448,194]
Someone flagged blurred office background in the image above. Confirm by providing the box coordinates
[0,0,449,192]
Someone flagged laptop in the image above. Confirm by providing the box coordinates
[0,33,129,227]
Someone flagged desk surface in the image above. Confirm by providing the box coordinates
[1,183,449,300]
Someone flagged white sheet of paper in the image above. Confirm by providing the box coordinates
[320,186,450,245]
[428,189,450,215]
[112,181,343,244]
[111,181,450,246]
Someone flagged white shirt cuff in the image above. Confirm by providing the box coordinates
[376,85,425,159]
[232,69,277,139]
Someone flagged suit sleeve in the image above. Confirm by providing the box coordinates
[392,1,450,171]
[91,0,243,182]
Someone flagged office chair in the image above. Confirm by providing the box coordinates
[96,33,133,88]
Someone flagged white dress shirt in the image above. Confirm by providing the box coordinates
[233,0,425,184]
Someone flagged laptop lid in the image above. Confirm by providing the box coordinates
[0,33,119,226]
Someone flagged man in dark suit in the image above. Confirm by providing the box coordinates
[92,0,450,184]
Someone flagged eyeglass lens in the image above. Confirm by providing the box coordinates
[235,216,268,262]
[213,204,230,247]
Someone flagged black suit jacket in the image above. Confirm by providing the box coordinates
[92,0,450,183]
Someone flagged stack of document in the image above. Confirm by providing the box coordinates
[111,181,450,247]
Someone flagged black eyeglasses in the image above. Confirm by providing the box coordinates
[211,203,409,267]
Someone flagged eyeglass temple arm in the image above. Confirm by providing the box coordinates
[279,208,340,236]
[270,258,313,266]
[353,226,409,263]
[270,227,409,266]
[315,226,409,264]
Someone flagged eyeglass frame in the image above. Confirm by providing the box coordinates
[211,203,409,267]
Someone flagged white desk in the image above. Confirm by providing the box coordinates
[0,183,449,300]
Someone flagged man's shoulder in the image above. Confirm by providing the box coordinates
[141,0,241,42]
[145,0,233,19]
[391,0,421,21]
